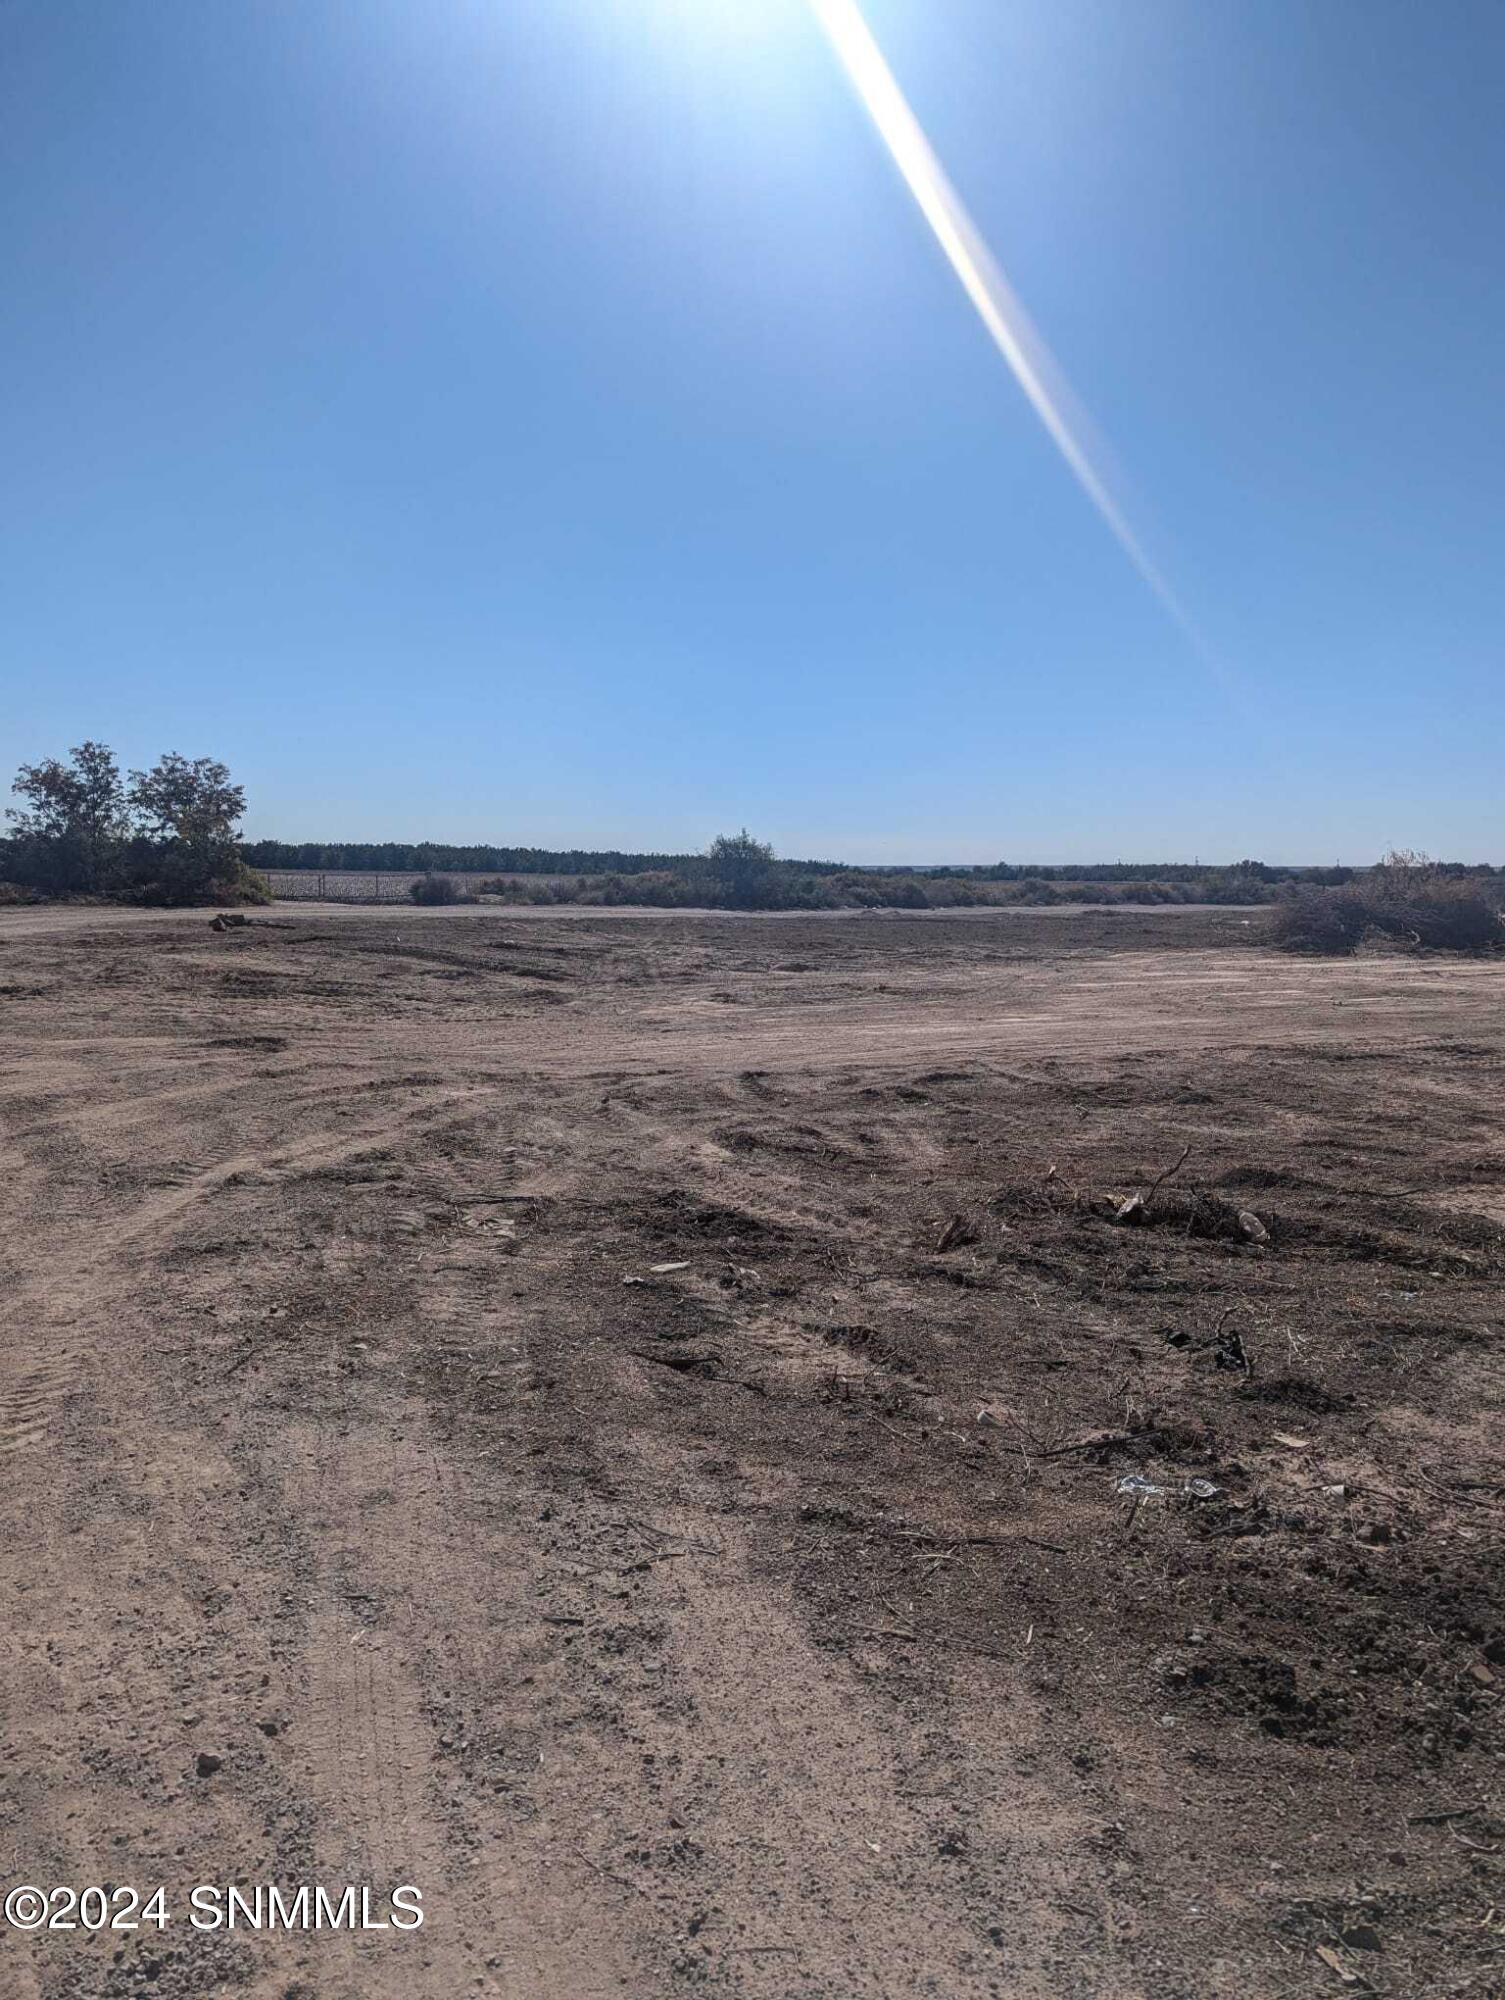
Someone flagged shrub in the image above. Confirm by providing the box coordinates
[123,847,274,908]
[786,873,841,910]
[1375,882,1500,950]
[1271,855,1502,953]
[1360,851,1500,949]
[884,877,930,909]
[225,861,274,906]
[1203,865,1270,904]
[1268,885,1373,953]
[409,873,471,905]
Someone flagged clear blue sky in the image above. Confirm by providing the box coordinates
[3,0,1501,862]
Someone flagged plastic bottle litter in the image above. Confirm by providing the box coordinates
[1115,1474,1166,1499]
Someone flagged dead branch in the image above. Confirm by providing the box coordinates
[1142,1143,1191,1212]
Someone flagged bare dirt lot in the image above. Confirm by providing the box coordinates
[2,906,1501,2000]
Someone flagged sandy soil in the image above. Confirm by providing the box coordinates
[1,905,1500,1999]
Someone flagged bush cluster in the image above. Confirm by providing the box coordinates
[1270,854,1502,953]
[474,862,1288,913]
[408,873,474,905]
[2,741,269,906]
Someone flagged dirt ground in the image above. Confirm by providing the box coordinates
[1,904,1500,2000]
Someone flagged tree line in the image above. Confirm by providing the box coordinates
[2,741,268,904]
[241,837,848,878]
[239,839,1388,892]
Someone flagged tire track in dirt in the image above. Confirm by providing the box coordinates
[255,1406,641,1996]
[0,1360,71,1457]
[389,1084,1117,1993]
[13,946,1505,1088]
[0,1088,490,1460]
[341,950,1505,1082]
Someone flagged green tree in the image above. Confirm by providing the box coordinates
[128,752,244,847]
[707,828,775,908]
[126,752,255,902]
[6,740,128,891]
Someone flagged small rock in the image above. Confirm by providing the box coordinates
[194,1751,223,1778]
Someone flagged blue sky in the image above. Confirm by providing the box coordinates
[2,0,1501,862]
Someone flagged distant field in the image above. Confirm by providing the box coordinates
[264,868,578,902]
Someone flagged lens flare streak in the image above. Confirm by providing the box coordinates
[809,0,1210,656]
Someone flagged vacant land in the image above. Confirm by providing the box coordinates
[1,906,1500,2000]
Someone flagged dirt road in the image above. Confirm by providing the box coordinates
[2,907,1501,1998]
